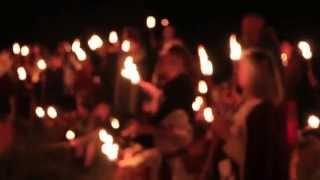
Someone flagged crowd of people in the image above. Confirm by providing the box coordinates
[0,14,320,180]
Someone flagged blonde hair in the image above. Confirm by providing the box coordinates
[242,49,284,105]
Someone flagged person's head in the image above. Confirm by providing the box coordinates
[162,26,176,41]
[237,49,284,105]
[241,14,266,46]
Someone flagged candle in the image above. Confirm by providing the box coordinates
[35,106,45,118]
[197,45,213,76]
[161,18,170,27]
[17,66,27,81]
[47,106,58,119]
[101,143,119,161]
[121,56,141,84]
[72,39,81,52]
[298,41,312,60]
[111,117,120,130]
[99,129,114,144]
[203,107,214,123]
[21,45,30,57]
[12,42,21,55]
[307,115,320,129]
[192,96,204,112]
[121,40,131,53]
[36,59,47,70]
[65,130,76,141]
[108,31,119,44]
[229,34,242,61]
[198,80,208,94]
[281,52,288,67]
[146,16,156,29]
[88,34,103,51]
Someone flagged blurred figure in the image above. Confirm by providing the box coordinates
[160,26,184,55]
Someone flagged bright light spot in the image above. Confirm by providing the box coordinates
[101,143,119,161]
[99,129,114,144]
[111,117,120,130]
[88,34,104,50]
[197,45,213,76]
[35,106,45,118]
[17,66,27,81]
[229,34,242,61]
[192,96,204,112]
[12,43,21,55]
[281,53,288,67]
[161,18,170,27]
[72,39,81,52]
[146,16,156,29]
[121,40,131,52]
[66,130,76,141]
[47,106,58,119]
[298,41,312,60]
[308,115,320,129]
[36,59,47,70]
[108,31,119,44]
[121,56,141,84]
[75,48,87,61]
[198,80,208,94]
[21,45,30,57]
[203,107,214,123]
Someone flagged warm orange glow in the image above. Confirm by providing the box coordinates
[229,34,242,61]
[101,143,119,161]
[197,45,213,76]
[298,41,312,60]
[121,40,131,52]
[281,53,288,67]
[192,96,204,112]
[12,43,21,55]
[198,80,208,94]
[47,106,58,119]
[203,107,214,123]
[146,16,156,29]
[66,130,76,141]
[17,66,27,81]
[35,106,45,118]
[161,18,170,27]
[21,45,30,57]
[36,59,47,70]
[108,31,119,44]
[308,115,320,129]
[99,129,114,144]
[72,39,81,52]
[111,117,120,130]
[121,56,141,84]
[88,34,103,50]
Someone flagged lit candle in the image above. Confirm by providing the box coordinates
[17,66,27,81]
[36,59,47,70]
[203,107,214,123]
[161,18,170,27]
[12,42,21,55]
[298,41,312,60]
[229,34,242,61]
[198,80,208,94]
[72,39,81,52]
[307,115,320,129]
[21,45,30,57]
[99,129,114,144]
[197,45,213,76]
[88,34,103,50]
[101,143,119,161]
[192,96,204,112]
[111,117,120,130]
[66,130,76,141]
[108,31,119,44]
[47,106,58,119]
[121,40,131,53]
[35,106,45,118]
[281,52,288,67]
[121,56,141,84]
[146,16,156,29]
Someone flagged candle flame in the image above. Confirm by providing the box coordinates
[229,34,242,61]
[203,107,214,123]
[101,143,119,161]
[198,80,208,94]
[121,56,141,84]
[192,96,204,112]
[37,59,47,70]
[121,40,131,52]
[308,115,320,129]
[99,129,114,144]
[21,45,30,57]
[161,18,170,27]
[12,43,21,55]
[72,39,81,52]
[146,16,156,29]
[35,106,45,118]
[298,41,312,60]
[17,66,27,81]
[111,117,120,130]
[197,45,213,76]
[66,130,76,141]
[108,31,119,44]
[281,53,288,67]
[88,34,103,50]
[47,106,58,119]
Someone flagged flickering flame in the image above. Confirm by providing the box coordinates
[121,56,141,84]
[192,96,204,112]
[99,129,114,144]
[281,53,288,67]
[88,34,103,50]
[47,106,58,119]
[108,31,119,44]
[161,18,170,27]
[198,80,208,94]
[203,107,214,123]
[307,115,320,129]
[111,117,120,130]
[35,106,45,118]
[72,39,81,52]
[198,45,213,76]
[101,143,119,161]
[298,41,312,60]
[121,40,131,52]
[66,130,76,141]
[21,45,30,57]
[229,34,242,61]
[17,66,27,81]
[36,59,47,70]
[12,43,21,55]
[146,16,156,29]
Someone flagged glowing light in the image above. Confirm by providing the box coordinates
[72,39,81,52]
[298,41,312,60]
[121,56,141,84]
[192,96,204,112]
[121,40,131,52]
[12,43,21,55]
[307,115,320,129]
[66,130,76,141]
[281,53,288,67]
[17,66,27,81]
[47,106,58,119]
[203,107,214,123]
[161,18,170,27]
[146,16,156,29]
[198,80,208,94]
[101,143,119,161]
[88,34,104,50]
[35,106,45,118]
[229,34,242,61]
[111,117,120,130]
[197,45,213,76]
[36,59,47,70]
[108,31,119,44]
[75,48,87,61]
[99,129,114,144]
[21,45,30,57]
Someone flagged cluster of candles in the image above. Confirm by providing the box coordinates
[99,129,119,161]
[35,106,58,119]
